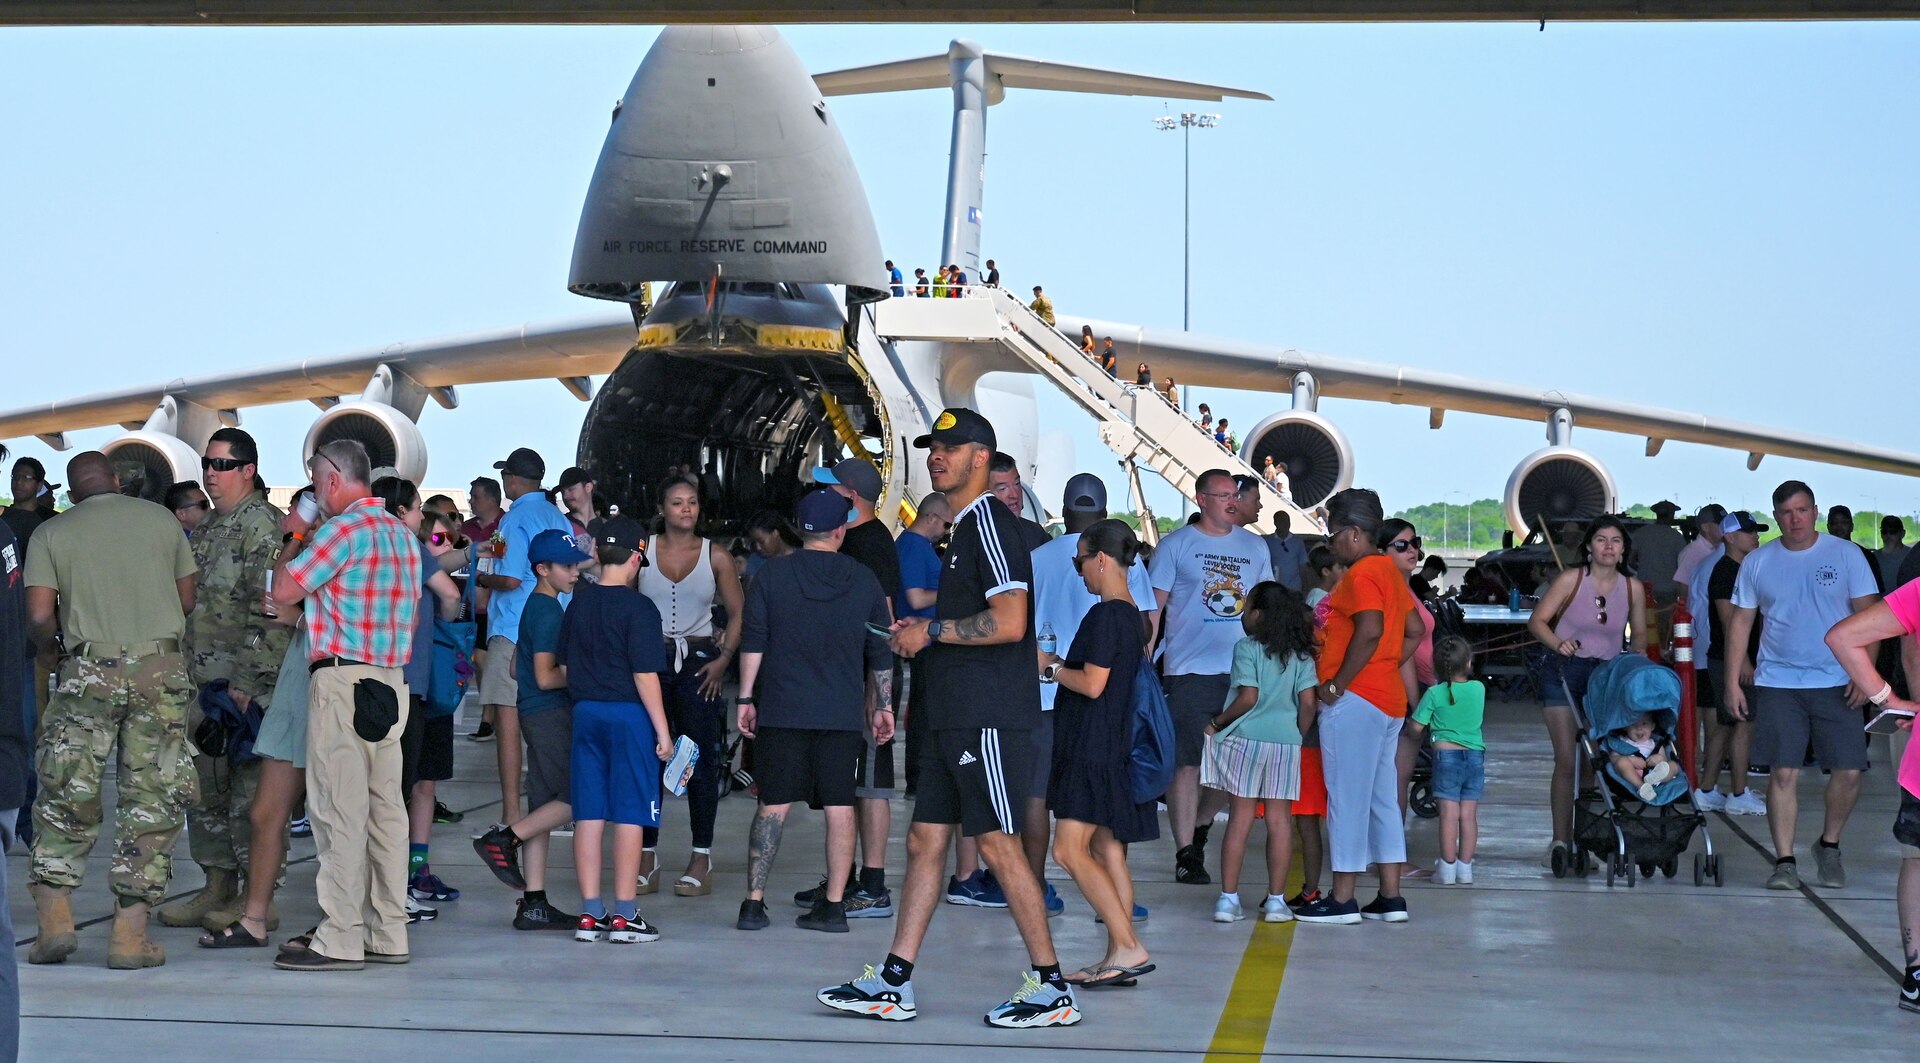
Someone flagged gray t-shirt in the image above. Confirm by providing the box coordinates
[1729,533,1877,688]
[1262,532,1308,593]
[1148,523,1273,677]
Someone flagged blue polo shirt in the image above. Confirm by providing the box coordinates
[486,490,575,645]
[895,529,941,620]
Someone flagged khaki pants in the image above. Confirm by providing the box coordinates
[306,665,409,962]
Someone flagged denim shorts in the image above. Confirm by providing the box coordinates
[1431,747,1486,802]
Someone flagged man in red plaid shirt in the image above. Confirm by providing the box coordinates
[268,439,421,971]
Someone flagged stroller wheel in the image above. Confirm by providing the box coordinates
[1711,855,1724,888]
[1637,861,1656,880]
[1662,856,1679,879]
[1693,853,1705,887]
[1409,781,1437,820]
[1551,845,1569,879]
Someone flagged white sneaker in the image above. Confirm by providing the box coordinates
[1259,895,1294,922]
[1435,859,1457,885]
[1645,761,1673,786]
[1213,894,1245,923]
[1456,861,1474,884]
[1692,788,1726,811]
[1637,781,1659,802]
[1725,790,1768,816]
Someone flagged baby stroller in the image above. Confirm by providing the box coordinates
[1406,735,1438,820]
[1561,654,1721,889]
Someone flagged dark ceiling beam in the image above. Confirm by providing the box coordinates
[5,1,1919,26]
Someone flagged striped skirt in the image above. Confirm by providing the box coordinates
[1201,734,1302,801]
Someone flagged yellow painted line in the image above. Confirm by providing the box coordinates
[1203,844,1306,1061]
[1202,919,1298,1061]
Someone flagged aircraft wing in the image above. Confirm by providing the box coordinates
[1065,314,1920,478]
[815,51,1272,102]
[0,312,637,444]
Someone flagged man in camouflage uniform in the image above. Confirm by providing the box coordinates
[158,428,292,930]
[24,450,198,969]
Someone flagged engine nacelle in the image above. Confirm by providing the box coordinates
[1503,446,1617,537]
[1238,410,1353,510]
[304,401,428,485]
[101,431,201,504]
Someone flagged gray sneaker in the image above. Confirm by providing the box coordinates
[1812,845,1846,889]
[1765,861,1801,890]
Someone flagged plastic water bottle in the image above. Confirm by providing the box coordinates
[1038,622,1058,658]
[1509,587,1523,613]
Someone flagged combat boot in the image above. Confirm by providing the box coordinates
[27,883,78,965]
[203,897,279,933]
[156,866,238,928]
[107,902,166,969]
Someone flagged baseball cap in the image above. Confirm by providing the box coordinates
[815,457,882,503]
[912,407,997,451]
[796,487,855,533]
[596,515,647,555]
[556,466,595,491]
[527,528,591,566]
[1722,510,1770,535]
[492,447,545,481]
[1061,472,1107,514]
[1695,503,1728,524]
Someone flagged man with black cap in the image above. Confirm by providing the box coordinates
[557,466,606,540]
[1631,500,1688,609]
[820,407,1078,1029]
[735,487,894,934]
[473,448,576,822]
[3,457,55,549]
[814,455,902,908]
[1024,472,1158,916]
[1675,504,1728,587]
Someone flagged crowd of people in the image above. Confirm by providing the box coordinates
[0,414,1915,1039]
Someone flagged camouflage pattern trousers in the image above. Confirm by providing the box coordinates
[31,652,197,905]
[185,733,265,876]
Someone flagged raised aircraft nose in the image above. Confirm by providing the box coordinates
[569,25,887,301]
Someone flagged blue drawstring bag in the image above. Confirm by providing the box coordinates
[426,554,478,719]
[1129,658,1176,804]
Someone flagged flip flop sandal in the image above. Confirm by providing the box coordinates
[1084,963,1156,988]
[278,927,318,956]
[197,921,268,949]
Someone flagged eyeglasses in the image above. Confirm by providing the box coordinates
[1196,490,1236,501]
[1387,536,1424,554]
[201,456,248,472]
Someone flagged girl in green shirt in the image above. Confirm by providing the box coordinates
[1408,637,1485,884]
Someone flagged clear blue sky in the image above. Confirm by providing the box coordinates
[3,22,1916,528]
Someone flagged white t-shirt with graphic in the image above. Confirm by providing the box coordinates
[1149,523,1273,677]
[1730,532,1878,688]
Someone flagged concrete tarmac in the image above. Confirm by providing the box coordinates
[10,696,1915,1061]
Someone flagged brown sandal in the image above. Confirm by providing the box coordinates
[278,926,318,955]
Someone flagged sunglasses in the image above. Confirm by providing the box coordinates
[1072,552,1100,572]
[1594,594,1609,626]
[430,532,448,545]
[201,456,249,472]
[178,499,209,513]
[1387,536,1424,554]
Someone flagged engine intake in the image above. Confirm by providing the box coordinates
[101,431,201,504]
[1238,410,1353,510]
[1503,446,1617,537]
[304,401,428,485]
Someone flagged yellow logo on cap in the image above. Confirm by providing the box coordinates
[934,411,958,430]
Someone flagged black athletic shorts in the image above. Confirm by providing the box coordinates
[911,727,1031,838]
[756,727,864,809]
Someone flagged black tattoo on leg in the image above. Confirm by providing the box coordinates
[748,811,784,894]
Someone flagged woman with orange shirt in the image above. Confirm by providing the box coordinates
[1294,489,1427,926]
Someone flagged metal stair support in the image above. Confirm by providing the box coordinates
[873,287,1319,537]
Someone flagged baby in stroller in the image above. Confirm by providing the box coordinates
[1601,713,1684,804]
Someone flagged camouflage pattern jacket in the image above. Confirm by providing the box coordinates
[185,491,291,705]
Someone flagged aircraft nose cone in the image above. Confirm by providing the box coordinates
[569,26,887,300]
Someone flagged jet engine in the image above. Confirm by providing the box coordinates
[1238,410,1353,510]
[304,401,428,485]
[101,430,200,504]
[1502,408,1617,536]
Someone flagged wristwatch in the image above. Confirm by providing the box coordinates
[927,619,945,642]
[1040,663,1059,684]
[1323,681,1342,698]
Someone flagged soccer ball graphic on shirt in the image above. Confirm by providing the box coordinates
[1202,570,1250,618]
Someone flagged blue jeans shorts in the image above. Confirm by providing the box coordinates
[1431,747,1486,802]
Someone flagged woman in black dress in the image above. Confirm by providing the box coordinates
[1040,519,1157,987]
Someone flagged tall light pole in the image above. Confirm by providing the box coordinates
[1156,110,1219,523]
[1154,109,1221,334]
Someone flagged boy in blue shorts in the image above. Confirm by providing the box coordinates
[472,528,592,930]
[562,516,674,943]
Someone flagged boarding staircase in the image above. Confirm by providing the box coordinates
[873,287,1317,541]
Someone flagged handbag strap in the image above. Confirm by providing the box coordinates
[1544,566,1584,634]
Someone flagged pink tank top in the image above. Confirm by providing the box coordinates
[1553,568,1628,660]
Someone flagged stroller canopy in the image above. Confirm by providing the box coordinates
[1581,654,1681,740]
